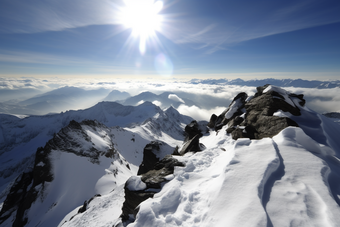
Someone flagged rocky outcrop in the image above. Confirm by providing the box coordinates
[184,120,203,141]
[179,120,207,155]
[119,155,185,226]
[180,134,202,155]
[137,141,162,175]
[141,155,185,188]
[208,84,304,140]
[209,92,248,131]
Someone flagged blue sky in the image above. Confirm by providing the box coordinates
[0,0,340,80]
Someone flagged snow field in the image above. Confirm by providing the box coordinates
[129,116,340,227]
[58,185,126,227]
[268,127,340,226]
[130,128,280,226]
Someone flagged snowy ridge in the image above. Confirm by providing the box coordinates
[126,85,340,227]
[0,101,181,206]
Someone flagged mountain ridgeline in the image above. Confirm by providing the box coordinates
[1,84,340,227]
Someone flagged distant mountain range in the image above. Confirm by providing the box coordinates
[189,78,340,88]
[1,78,340,117]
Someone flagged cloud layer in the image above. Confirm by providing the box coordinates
[1,77,340,118]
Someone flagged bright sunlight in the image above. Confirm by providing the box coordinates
[120,0,164,55]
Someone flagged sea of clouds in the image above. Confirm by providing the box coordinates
[1,77,339,121]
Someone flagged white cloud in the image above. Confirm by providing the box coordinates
[0,0,123,33]
[136,100,144,106]
[152,100,162,107]
[168,94,185,103]
[177,104,225,121]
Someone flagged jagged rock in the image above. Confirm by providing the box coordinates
[141,155,185,188]
[180,121,206,155]
[0,171,33,225]
[180,134,201,155]
[0,145,54,227]
[184,120,203,141]
[119,155,184,225]
[235,84,301,139]
[207,114,217,128]
[211,85,304,140]
[212,92,248,130]
[137,141,161,175]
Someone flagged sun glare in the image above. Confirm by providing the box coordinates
[121,0,163,54]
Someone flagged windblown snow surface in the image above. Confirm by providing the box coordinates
[59,87,340,227]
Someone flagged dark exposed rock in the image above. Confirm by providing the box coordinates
[0,171,33,225]
[207,114,217,128]
[227,116,244,128]
[141,155,185,188]
[120,186,155,224]
[0,145,54,227]
[119,155,184,226]
[180,120,207,155]
[211,92,248,130]
[184,120,203,141]
[210,85,304,140]
[137,141,161,175]
[172,146,180,156]
[180,134,202,155]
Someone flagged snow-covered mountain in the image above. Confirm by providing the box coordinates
[1,85,340,227]
[122,91,198,109]
[103,90,131,102]
[0,87,111,115]
[0,101,192,208]
[189,78,340,88]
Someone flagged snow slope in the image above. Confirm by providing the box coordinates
[129,90,340,226]
[0,102,188,205]
[57,86,340,227]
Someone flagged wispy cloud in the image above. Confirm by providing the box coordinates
[2,0,339,57]
[0,0,123,33]
[162,0,340,53]
[0,50,92,65]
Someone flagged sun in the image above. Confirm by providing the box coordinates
[120,0,164,54]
